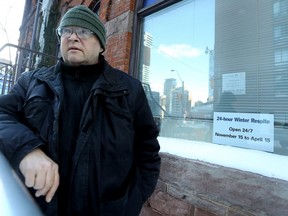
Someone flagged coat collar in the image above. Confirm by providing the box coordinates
[35,56,129,95]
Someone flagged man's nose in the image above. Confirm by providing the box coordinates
[68,32,79,40]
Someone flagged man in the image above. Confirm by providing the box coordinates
[0,5,161,216]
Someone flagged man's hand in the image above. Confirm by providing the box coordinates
[19,148,59,203]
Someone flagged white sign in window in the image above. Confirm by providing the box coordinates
[213,112,274,152]
[222,72,246,95]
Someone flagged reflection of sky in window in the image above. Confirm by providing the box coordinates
[142,0,215,105]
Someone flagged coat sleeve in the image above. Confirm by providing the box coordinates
[0,72,44,169]
[133,81,161,202]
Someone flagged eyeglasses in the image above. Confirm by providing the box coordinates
[57,27,94,39]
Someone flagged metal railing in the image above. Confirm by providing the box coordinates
[0,151,43,216]
[0,60,14,95]
[0,43,58,94]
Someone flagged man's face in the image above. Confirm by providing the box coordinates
[59,26,103,66]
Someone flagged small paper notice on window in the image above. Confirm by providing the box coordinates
[213,112,274,152]
[222,72,245,95]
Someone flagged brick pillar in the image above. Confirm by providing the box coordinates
[99,0,136,72]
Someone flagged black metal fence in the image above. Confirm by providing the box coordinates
[0,43,58,95]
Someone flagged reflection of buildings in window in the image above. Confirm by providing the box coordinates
[163,78,190,117]
[141,32,152,84]
[164,78,176,115]
[170,88,190,117]
[142,65,150,83]
[205,47,215,101]
[160,95,167,118]
[214,91,236,113]
[142,84,161,120]
[146,91,161,117]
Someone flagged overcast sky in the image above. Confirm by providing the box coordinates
[0,0,25,62]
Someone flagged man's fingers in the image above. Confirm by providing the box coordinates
[24,172,36,188]
[45,168,60,203]
[33,172,46,190]
[35,163,59,198]
[19,148,60,202]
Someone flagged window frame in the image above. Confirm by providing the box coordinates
[129,0,182,78]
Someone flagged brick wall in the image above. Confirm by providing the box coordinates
[100,0,135,21]
[99,0,135,72]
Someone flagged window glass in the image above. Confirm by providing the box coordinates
[143,0,162,8]
[274,24,288,39]
[138,0,288,156]
[273,0,288,16]
[275,49,288,66]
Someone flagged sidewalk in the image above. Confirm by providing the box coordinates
[140,204,162,216]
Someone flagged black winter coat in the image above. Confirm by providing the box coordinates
[0,59,161,216]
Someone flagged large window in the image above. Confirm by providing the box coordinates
[137,0,288,156]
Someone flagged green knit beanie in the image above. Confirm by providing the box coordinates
[58,5,106,50]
